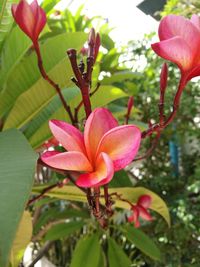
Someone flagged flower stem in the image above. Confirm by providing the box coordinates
[34,42,74,123]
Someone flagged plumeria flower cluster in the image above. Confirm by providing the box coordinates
[41,108,141,188]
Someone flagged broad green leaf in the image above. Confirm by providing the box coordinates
[0,27,31,87]
[70,234,101,267]
[41,0,60,15]
[109,170,132,188]
[24,87,80,140]
[101,71,140,85]
[0,23,49,87]
[0,0,17,51]
[0,32,87,117]
[44,221,84,241]
[10,211,32,267]
[122,225,161,261]
[32,186,170,226]
[0,129,37,267]
[108,238,132,267]
[34,207,88,234]
[28,85,127,148]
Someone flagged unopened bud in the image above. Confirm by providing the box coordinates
[127,96,134,116]
[160,63,168,92]
[94,33,101,62]
[88,28,95,45]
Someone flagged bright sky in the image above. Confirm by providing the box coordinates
[58,0,158,44]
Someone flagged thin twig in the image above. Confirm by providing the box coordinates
[28,241,53,267]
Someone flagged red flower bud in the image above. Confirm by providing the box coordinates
[160,62,168,93]
[11,0,46,45]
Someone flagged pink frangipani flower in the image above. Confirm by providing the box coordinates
[41,108,141,188]
[12,0,46,45]
[128,195,152,228]
[152,14,200,82]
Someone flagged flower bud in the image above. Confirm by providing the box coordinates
[12,0,46,45]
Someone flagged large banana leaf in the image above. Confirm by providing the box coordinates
[0,0,17,51]
[0,32,87,117]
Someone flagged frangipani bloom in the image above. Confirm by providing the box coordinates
[152,14,200,82]
[41,108,141,188]
[12,0,46,44]
[128,195,152,228]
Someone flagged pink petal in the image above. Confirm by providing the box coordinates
[137,195,152,209]
[159,15,200,53]
[191,14,200,30]
[33,4,47,41]
[187,64,200,81]
[84,108,118,162]
[130,206,140,228]
[138,206,153,222]
[76,152,114,188]
[13,0,35,40]
[41,151,93,172]
[49,120,86,154]
[11,4,17,17]
[152,37,193,72]
[96,125,141,171]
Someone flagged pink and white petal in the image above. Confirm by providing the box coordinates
[137,195,152,209]
[41,151,93,172]
[138,206,153,222]
[191,14,200,30]
[152,37,193,72]
[84,108,118,162]
[159,15,200,52]
[97,125,141,171]
[76,152,114,188]
[14,0,35,39]
[49,120,86,153]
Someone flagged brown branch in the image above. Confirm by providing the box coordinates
[28,241,53,267]
[133,131,161,161]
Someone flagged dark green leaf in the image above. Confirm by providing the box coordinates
[109,170,132,188]
[122,224,161,261]
[0,129,37,267]
[70,234,101,267]
[44,221,84,241]
[108,238,132,267]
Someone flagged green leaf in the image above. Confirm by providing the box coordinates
[101,71,140,85]
[0,0,17,51]
[108,238,132,267]
[34,207,88,234]
[10,211,32,267]
[28,85,127,149]
[41,0,60,15]
[32,186,170,226]
[44,221,84,241]
[0,26,31,87]
[0,129,37,267]
[70,234,101,267]
[0,32,87,118]
[122,225,161,261]
[109,170,132,188]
